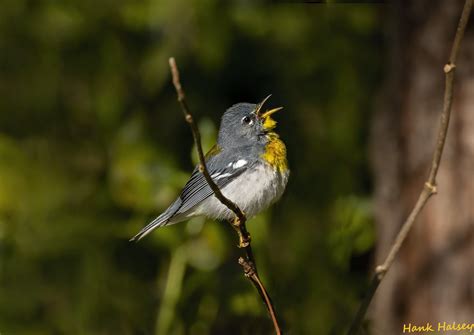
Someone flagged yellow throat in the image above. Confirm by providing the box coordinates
[257,103,288,173]
[262,132,288,172]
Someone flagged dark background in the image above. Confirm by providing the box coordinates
[1,1,389,334]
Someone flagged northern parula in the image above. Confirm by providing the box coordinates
[131,95,289,241]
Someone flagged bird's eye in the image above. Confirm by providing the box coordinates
[242,116,252,125]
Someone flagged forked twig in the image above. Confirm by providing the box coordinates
[168,57,282,335]
[346,1,473,334]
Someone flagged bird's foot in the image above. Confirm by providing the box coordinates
[232,217,251,248]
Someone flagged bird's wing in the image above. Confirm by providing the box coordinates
[130,154,251,241]
[177,161,248,213]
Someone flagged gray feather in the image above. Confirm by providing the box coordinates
[130,151,252,241]
[130,102,277,241]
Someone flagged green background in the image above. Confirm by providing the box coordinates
[0,1,383,334]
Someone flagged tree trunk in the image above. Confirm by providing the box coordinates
[371,1,474,334]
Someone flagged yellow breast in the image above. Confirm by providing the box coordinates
[261,133,288,172]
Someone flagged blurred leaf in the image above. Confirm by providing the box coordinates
[0,1,382,333]
[327,196,374,269]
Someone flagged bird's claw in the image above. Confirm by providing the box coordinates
[231,217,251,248]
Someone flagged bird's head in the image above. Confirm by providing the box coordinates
[218,95,283,148]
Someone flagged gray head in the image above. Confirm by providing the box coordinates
[217,96,283,149]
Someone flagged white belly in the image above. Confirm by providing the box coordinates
[194,163,289,221]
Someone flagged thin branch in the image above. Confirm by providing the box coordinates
[239,257,281,334]
[346,1,473,334]
[168,58,245,222]
[168,57,282,335]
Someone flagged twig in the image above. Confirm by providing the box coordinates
[346,1,473,334]
[168,57,282,335]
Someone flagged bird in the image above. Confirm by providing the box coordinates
[130,95,289,241]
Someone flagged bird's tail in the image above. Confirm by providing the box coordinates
[129,212,170,242]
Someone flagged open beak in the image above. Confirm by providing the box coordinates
[255,95,284,131]
[255,94,284,118]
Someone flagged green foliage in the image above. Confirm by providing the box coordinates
[0,1,382,334]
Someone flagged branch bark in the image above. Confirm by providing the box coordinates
[346,1,473,334]
[168,57,282,335]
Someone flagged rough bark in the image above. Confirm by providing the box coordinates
[371,1,474,334]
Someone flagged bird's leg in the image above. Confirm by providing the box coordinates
[232,217,258,276]
[231,217,251,248]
